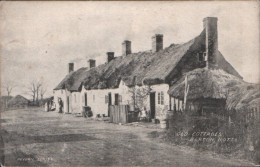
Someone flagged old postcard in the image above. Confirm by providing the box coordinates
[0,1,259,166]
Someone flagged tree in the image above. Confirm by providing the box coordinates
[40,86,47,100]
[27,79,45,105]
[27,80,37,104]
[3,82,16,97]
[35,81,42,103]
[5,85,13,97]
[128,85,152,111]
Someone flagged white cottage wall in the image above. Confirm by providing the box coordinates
[81,88,109,116]
[151,84,170,120]
[79,81,132,117]
[70,92,82,113]
[119,83,169,120]
[64,89,71,113]
[64,82,169,119]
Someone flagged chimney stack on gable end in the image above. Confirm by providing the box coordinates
[203,17,218,69]
[88,59,96,68]
[152,34,163,52]
[68,63,74,73]
[107,52,114,63]
[122,40,131,56]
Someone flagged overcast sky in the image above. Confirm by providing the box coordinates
[1,1,259,98]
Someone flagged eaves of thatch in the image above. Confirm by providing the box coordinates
[168,68,259,111]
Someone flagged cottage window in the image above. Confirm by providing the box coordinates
[203,52,207,61]
[61,90,63,94]
[161,92,164,105]
[158,91,164,105]
[198,52,207,62]
[93,95,95,102]
[74,94,77,103]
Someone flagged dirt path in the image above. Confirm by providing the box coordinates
[0,108,254,166]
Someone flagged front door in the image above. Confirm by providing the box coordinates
[108,93,112,116]
[150,92,156,119]
[84,93,87,106]
[108,93,112,105]
[115,93,119,105]
[67,96,70,113]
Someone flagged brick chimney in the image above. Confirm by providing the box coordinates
[68,63,74,73]
[107,52,114,63]
[203,17,218,69]
[122,40,131,56]
[152,34,163,52]
[88,59,96,68]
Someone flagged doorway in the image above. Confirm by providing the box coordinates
[67,96,70,113]
[84,93,87,106]
[150,92,156,119]
[108,92,112,116]
[114,93,119,105]
[108,93,112,105]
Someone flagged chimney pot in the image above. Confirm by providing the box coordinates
[122,40,131,56]
[107,52,115,63]
[68,63,74,73]
[88,59,96,68]
[152,34,163,52]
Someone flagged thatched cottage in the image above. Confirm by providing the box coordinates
[168,68,259,116]
[7,95,29,109]
[53,17,250,120]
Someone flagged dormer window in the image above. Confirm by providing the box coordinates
[198,52,207,62]
[203,52,207,61]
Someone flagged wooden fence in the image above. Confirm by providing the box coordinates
[109,105,132,124]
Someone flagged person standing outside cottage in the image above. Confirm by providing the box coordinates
[45,101,49,112]
[58,98,63,113]
[51,101,56,111]
[139,107,147,122]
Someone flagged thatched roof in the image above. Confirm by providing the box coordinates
[226,82,260,111]
[168,68,259,110]
[54,29,241,91]
[8,95,29,107]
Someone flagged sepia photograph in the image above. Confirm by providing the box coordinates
[0,1,259,166]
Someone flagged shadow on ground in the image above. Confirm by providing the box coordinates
[2,130,98,145]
